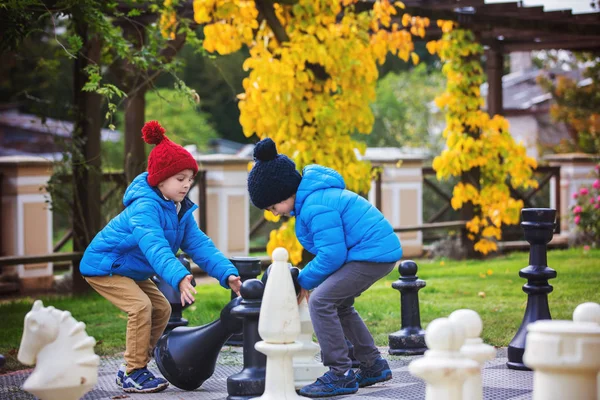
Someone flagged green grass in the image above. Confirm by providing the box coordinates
[1,248,599,372]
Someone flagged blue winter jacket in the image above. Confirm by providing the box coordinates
[80,172,238,291]
[293,165,402,290]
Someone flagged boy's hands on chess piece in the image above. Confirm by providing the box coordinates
[179,275,197,306]
[297,287,310,305]
[228,275,242,296]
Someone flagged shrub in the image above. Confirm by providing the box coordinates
[571,163,600,246]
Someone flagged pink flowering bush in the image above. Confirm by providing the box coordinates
[571,163,600,246]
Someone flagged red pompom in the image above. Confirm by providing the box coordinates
[142,120,166,145]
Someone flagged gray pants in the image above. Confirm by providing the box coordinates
[308,260,396,374]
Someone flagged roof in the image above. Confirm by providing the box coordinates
[0,110,120,142]
[388,0,600,52]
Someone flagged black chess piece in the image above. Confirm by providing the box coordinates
[227,279,266,399]
[388,260,427,355]
[261,262,301,295]
[154,296,244,390]
[0,354,5,368]
[507,208,557,371]
[226,257,262,346]
[152,254,196,332]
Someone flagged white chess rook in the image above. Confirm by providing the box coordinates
[252,248,309,400]
[293,297,328,389]
[448,309,495,400]
[409,317,479,400]
[524,302,600,400]
[17,300,99,400]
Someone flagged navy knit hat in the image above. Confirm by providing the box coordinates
[248,138,302,209]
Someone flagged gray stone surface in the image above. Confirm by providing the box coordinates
[0,347,533,400]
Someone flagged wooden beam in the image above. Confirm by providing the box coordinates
[0,252,83,267]
[502,39,600,52]
[485,43,504,117]
[394,220,468,233]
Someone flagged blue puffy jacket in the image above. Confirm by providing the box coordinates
[80,172,238,290]
[294,165,402,290]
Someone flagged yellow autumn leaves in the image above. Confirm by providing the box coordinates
[190,0,427,261]
[429,28,538,255]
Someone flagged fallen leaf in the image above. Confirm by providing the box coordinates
[478,291,486,298]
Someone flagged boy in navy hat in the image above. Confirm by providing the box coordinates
[248,138,402,398]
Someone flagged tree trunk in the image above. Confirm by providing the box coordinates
[124,90,147,183]
[71,15,103,294]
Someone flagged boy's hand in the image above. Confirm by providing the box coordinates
[228,275,242,297]
[297,288,310,305]
[179,275,197,306]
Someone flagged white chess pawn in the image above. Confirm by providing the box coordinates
[293,297,328,389]
[572,302,600,400]
[448,309,495,400]
[524,302,600,400]
[252,248,308,400]
[409,317,479,400]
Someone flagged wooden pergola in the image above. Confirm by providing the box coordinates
[391,0,600,116]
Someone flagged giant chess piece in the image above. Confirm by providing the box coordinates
[293,297,328,389]
[18,300,99,400]
[227,279,266,400]
[389,260,427,355]
[524,302,600,400]
[507,208,557,370]
[253,247,308,400]
[448,309,495,400]
[409,317,479,400]
[0,354,5,368]
[226,257,262,346]
[152,254,196,332]
[154,296,244,390]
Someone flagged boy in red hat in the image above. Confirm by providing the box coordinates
[80,121,241,393]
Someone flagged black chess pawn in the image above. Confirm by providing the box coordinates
[226,257,262,346]
[388,260,427,355]
[227,279,266,399]
[152,254,196,332]
[507,208,557,370]
[0,354,5,368]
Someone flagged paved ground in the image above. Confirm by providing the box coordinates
[0,347,533,400]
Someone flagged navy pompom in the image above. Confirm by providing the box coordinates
[253,138,278,161]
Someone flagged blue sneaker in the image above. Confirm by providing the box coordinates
[115,363,126,387]
[122,367,169,393]
[298,370,358,398]
[355,358,392,388]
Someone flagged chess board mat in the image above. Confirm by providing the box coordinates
[0,348,533,400]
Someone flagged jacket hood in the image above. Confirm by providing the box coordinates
[294,165,345,215]
[123,172,164,207]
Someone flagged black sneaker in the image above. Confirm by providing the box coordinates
[298,370,359,397]
[355,358,392,387]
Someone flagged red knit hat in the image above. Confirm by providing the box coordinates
[142,120,198,186]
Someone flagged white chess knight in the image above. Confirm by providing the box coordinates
[408,317,479,400]
[293,297,328,389]
[18,300,100,400]
[448,309,495,400]
[524,302,600,400]
[252,247,309,400]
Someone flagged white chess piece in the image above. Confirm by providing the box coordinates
[293,297,328,389]
[572,302,600,400]
[524,302,600,400]
[448,309,495,400]
[18,300,99,400]
[409,317,479,400]
[252,248,308,400]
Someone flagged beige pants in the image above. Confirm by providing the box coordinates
[85,275,171,373]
